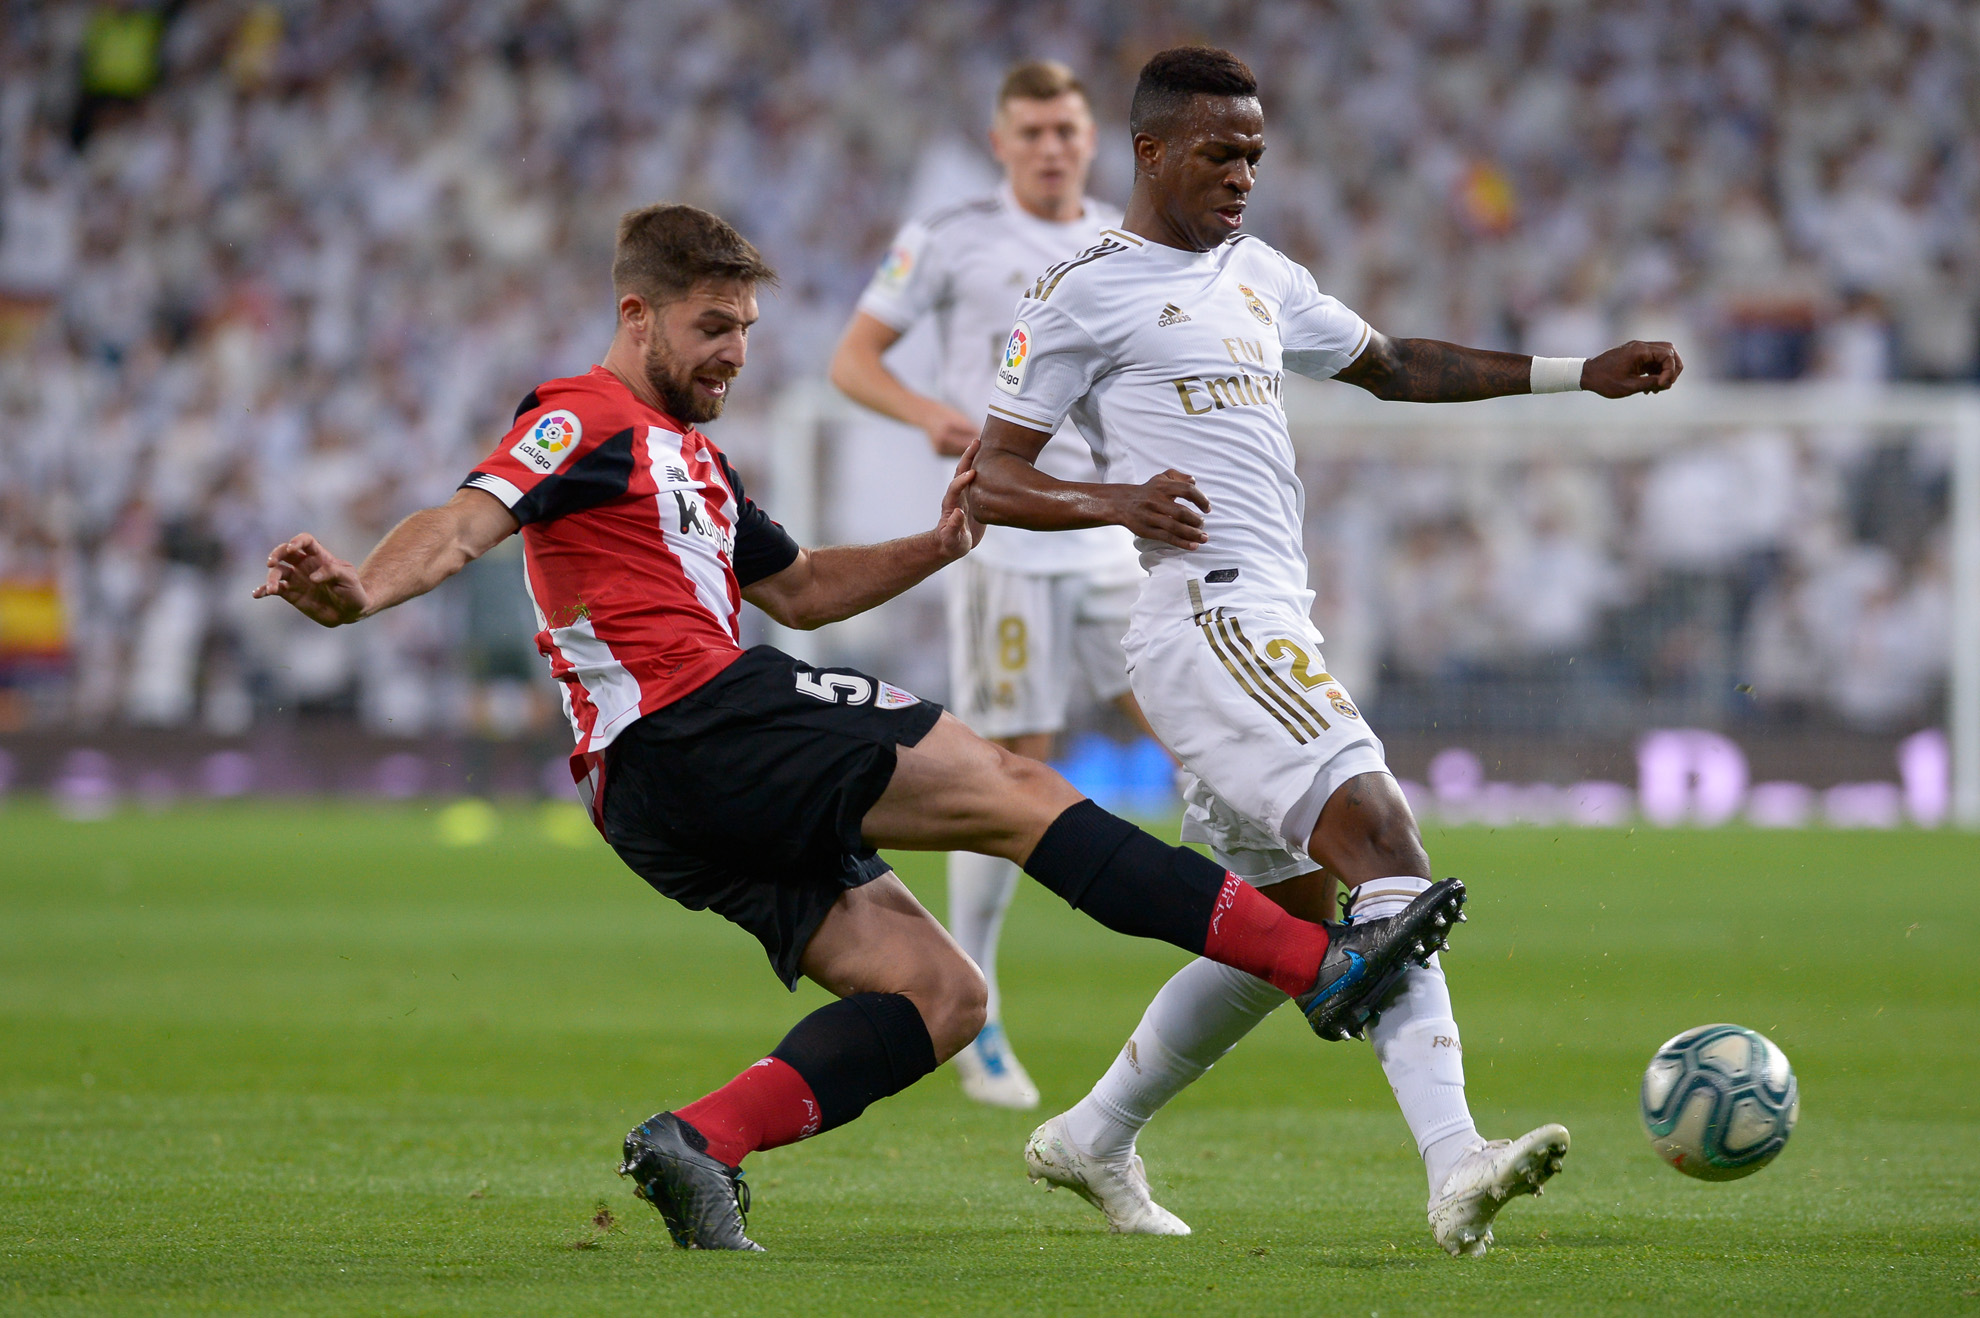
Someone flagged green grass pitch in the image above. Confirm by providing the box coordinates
[2,800,1977,1315]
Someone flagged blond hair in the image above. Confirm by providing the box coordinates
[996,59,1088,111]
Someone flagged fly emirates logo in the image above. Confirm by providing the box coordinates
[1168,337,1282,416]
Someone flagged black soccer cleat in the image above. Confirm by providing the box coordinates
[618,1111,764,1252]
[1295,878,1467,1042]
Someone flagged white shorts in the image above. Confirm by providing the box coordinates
[1124,573,1390,887]
[946,556,1140,740]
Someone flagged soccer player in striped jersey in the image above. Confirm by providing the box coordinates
[254,202,1468,1251]
[969,48,1681,1252]
[832,61,1152,1111]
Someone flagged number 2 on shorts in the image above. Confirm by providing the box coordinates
[1262,637,1333,689]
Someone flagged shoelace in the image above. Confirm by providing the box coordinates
[729,1170,751,1231]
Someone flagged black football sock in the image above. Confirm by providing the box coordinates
[1021,799,1224,946]
[768,991,938,1136]
[1021,800,1330,995]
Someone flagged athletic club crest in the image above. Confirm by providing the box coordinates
[1238,283,1273,325]
[1324,686,1360,720]
[876,681,921,709]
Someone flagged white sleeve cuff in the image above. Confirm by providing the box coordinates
[463,472,524,507]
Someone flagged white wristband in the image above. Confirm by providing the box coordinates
[1530,356,1584,394]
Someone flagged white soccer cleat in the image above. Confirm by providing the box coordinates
[1024,1114,1191,1236]
[954,1021,1040,1110]
[1427,1123,1570,1257]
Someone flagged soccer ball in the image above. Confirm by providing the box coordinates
[1640,1024,1799,1180]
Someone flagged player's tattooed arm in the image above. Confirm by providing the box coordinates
[1335,331,1682,402]
[253,488,518,626]
[969,416,1210,550]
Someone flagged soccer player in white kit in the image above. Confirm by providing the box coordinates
[831,61,1151,1110]
[969,48,1683,1252]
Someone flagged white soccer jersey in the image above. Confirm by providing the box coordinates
[857,184,1139,574]
[985,228,1372,612]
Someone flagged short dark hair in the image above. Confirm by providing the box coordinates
[997,59,1088,110]
[1128,46,1258,140]
[612,204,778,306]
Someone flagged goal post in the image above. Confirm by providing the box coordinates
[768,379,1980,827]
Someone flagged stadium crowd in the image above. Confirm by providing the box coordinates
[0,0,1972,739]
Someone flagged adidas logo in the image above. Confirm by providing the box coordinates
[1157,302,1191,326]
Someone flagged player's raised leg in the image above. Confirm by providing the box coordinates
[866,713,1463,1016]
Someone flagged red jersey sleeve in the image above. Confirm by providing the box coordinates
[460,383,637,526]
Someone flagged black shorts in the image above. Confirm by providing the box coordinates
[599,646,944,989]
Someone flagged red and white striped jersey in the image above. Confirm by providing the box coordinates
[461,366,799,798]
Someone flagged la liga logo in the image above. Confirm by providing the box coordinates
[1003,325,1029,369]
[878,245,915,288]
[510,408,583,474]
[995,320,1033,395]
[531,412,578,454]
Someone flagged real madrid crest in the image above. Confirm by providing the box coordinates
[1323,686,1360,720]
[1238,283,1273,325]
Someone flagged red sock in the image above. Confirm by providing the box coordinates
[675,1058,821,1168]
[1200,874,1331,997]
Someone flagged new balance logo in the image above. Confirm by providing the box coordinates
[1157,302,1191,326]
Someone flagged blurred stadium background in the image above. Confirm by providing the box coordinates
[1,0,1976,827]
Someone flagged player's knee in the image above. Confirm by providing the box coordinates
[918,957,988,1061]
[1318,774,1432,880]
[1363,802,1430,876]
[992,742,1081,813]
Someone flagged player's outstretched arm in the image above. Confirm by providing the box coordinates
[252,488,519,627]
[745,444,984,630]
[969,416,1210,550]
[1334,332,1683,403]
[829,311,980,457]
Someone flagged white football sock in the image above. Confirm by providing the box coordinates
[1352,876,1482,1195]
[1062,956,1285,1159]
[947,851,1020,1024]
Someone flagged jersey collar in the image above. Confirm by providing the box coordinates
[999,180,1095,232]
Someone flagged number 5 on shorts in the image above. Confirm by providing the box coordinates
[795,672,874,705]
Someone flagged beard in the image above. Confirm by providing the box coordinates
[644,337,732,423]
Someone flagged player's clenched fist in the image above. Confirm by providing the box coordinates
[1109,468,1211,550]
[1581,341,1683,398]
[252,533,370,627]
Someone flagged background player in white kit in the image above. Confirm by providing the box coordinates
[831,61,1152,1110]
[969,48,1683,1252]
